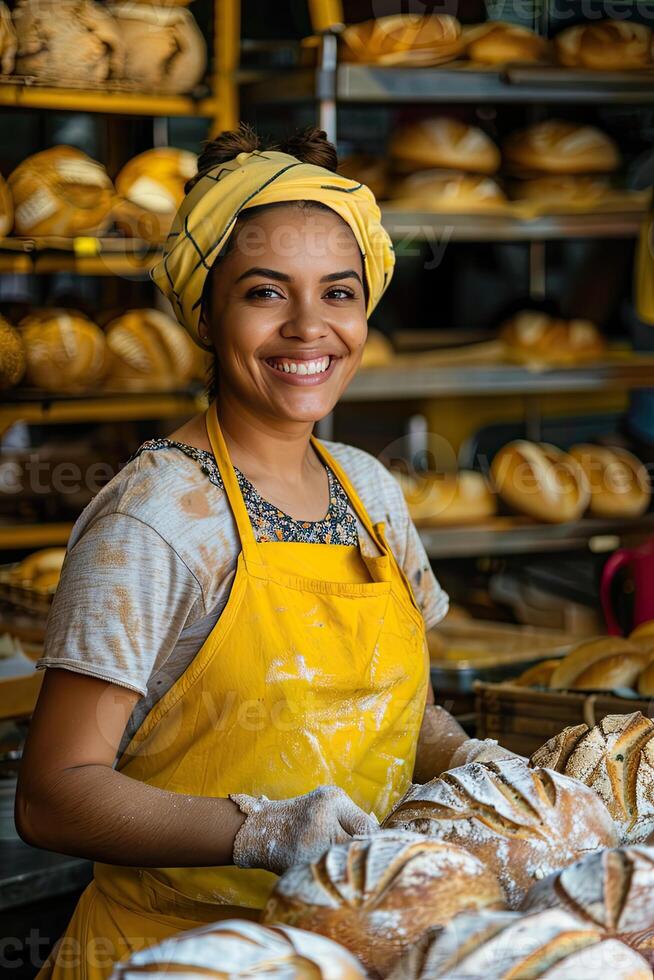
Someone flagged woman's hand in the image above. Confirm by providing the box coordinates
[230,785,379,875]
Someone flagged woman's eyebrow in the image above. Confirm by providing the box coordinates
[235,267,291,283]
[320,270,363,284]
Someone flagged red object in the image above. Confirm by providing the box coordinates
[601,538,654,635]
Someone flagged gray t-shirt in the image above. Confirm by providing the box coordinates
[37,439,448,757]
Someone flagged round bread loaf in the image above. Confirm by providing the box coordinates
[114,147,197,242]
[0,172,13,236]
[633,621,654,643]
[0,316,25,390]
[390,118,501,175]
[522,845,654,966]
[340,15,464,67]
[388,908,652,980]
[0,2,16,75]
[9,146,115,237]
[112,919,366,979]
[337,154,388,201]
[105,308,198,390]
[389,170,506,210]
[464,21,548,65]
[392,470,496,526]
[262,832,505,978]
[491,440,590,524]
[382,757,617,907]
[568,445,651,519]
[556,20,652,71]
[530,712,654,843]
[108,2,207,94]
[548,637,649,692]
[500,310,606,365]
[503,120,621,176]
[21,310,109,392]
[514,658,562,688]
[13,0,124,85]
[360,328,394,368]
[510,174,612,207]
[9,547,66,587]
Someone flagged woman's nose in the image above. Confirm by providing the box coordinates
[279,299,329,339]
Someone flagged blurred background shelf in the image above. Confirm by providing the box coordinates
[0,80,219,118]
[0,523,74,551]
[0,390,206,432]
[0,237,161,277]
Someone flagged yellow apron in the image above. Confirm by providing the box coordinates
[39,404,429,979]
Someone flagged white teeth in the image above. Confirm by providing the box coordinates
[290,362,297,374]
[283,362,290,373]
[297,363,308,375]
[267,356,332,375]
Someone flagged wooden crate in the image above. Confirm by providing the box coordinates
[475,681,654,758]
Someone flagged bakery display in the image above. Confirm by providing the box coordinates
[569,445,651,519]
[114,147,197,243]
[389,171,507,210]
[509,174,613,207]
[108,2,207,94]
[500,311,606,366]
[382,757,617,906]
[389,118,501,175]
[392,469,496,526]
[464,22,548,65]
[0,172,13,236]
[0,316,26,390]
[20,310,109,392]
[104,308,199,390]
[261,832,506,977]
[530,712,654,843]
[8,547,66,591]
[548,637,649,691]
[112,919,366,979]
[339,15,464,67]
[503,120,621,176]
[556,20,652,71]
[491,441,590,524]
[522,845,654,965]
[388,908,652,980]
[360,328,394,367]
[0,2,16,75]
[8,146,115,237]
[337,154,388,201]
[13,0,124,86]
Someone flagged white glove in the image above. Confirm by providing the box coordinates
[230,785,380,876]
[449,737,527,768]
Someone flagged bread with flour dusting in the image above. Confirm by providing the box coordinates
[530,712,654,843]
[388,908,652,979]
[382,758,617,907]
[262,832,505,977]
[522,846,654,966]
[491,441,590,523]
[112,918,366,979]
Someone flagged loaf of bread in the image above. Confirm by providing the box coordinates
[513,658,562,688]
[633,621,654,643]
[114,147,196,242]
[556,20,652,71]
[9,147,115,237]
[0,172,13,236]
[500,310,606,366]
[382,757,617,907]
[390,118,501,175]
[337,154,388,201]
[9,547,66,590]
[510,174,612,207]
[491,441,590,524]
[0,316,25,390]
[464,22,548,65]
[503,120,621,176]
[569,445,651,519]
[21,310,109,392]
[104,308,198,390]
[262,832,505,977]
[108,2,207,93]
[0,2,16,74]
[522,845,654,965]
[392,469,496,526]
[340,15,464,67]
[548,637,649,691]
[389,170,506,210]
[530,712,654,843]
[112,919,366,979]
[388,908,652,980]
[360,328,394,367]
[13,0,124,86]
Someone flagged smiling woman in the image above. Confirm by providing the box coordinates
[15,124,507,980]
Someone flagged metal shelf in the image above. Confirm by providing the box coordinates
[0,390,205,433]
[0,79,218,117]
[343,358,654,400]
[419,514,654,559]
[0,237,161,277]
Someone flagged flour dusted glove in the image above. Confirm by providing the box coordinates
[230,786,380,876]
[449,737,526,768]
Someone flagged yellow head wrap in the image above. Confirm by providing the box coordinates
[151,149,395,346]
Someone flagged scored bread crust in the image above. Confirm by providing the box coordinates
[568,445,651,519]
[503,120,621,176]
[389,170,507,210]
[262,832,505,978]
[555,20,652,70]
[20,310,109,392]
[490,440,590,524]
[530,712,654,844]
[548,637,647,691]
[0,2,16,75]
[387,908,651,980]
[390,118,501,175]
[114,147,197,243]
[111,918,366,979]
[393,470,496,526]
[464,21,548,65]
[105,308,198,390]
[340,14,464,67]
[381,758,617,908]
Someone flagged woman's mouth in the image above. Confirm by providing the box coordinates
[263,355,338,385]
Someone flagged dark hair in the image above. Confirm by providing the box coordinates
[191,123,349,401]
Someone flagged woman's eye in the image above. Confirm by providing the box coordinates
[247,285,282,300]
[325,287,355,300]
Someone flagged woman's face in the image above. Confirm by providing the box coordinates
[204,204,368,424]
